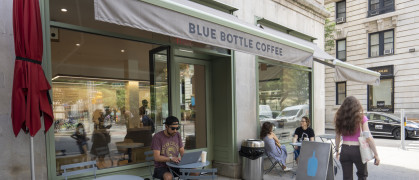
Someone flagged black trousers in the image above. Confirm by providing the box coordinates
[340,144,368,180]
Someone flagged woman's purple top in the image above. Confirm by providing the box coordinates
[342,116,368,142]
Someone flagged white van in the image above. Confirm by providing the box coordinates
[259,105,273,120]
[277,104,309,123]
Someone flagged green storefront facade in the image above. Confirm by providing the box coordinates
[1,0,371,179]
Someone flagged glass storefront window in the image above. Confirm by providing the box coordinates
[368,78,394,112]
[258,62,311,142]
[51,29,168,175]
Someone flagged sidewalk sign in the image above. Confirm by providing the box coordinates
[296,141,334,180]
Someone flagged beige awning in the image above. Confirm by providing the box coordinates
[94,0,380,85]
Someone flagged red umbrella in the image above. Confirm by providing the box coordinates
[11,0,54,179]
[12,0,54,136]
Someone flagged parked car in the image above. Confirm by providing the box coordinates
[365,112,419,139]
[277,104,309,124]
[259,105,273,120]
[259,105,285,128]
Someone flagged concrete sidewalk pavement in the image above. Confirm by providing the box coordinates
[219,145,419,180]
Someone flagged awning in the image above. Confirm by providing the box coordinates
[260,26,381,85]
[94,0,380,85]
[94,0,313,67]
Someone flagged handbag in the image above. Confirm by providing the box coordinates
[358,123,374,164]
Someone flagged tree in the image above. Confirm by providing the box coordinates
[324,17,336,52]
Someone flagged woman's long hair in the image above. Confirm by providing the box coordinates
[260,122,273,139]
[334,96,364,136]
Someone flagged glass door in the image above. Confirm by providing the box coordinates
[149,46,170,130]
[175,58,210,150]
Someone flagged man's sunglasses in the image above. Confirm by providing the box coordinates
[170,126,180,130]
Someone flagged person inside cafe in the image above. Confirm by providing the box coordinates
[151,116,184,180]
[292,116,315,163]
[104,107,114,125]
[139,99,149,117]
[90,129,111,167]
[71,123,89,154]
[260,122,291,171]
[334,96,380,180]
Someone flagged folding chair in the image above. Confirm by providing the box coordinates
[263,153,282,177]
[144,150,155,180]
[179,168,217,180]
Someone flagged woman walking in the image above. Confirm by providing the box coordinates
[71,123,89,154]
[335,96,380,180]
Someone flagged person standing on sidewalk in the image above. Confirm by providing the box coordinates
[334,96,380,180]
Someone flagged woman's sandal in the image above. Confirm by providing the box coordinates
[281,164,292,171]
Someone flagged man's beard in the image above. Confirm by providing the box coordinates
[166,129,175,136]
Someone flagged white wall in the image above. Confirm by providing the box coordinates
[0,0,48,179]
[234,51,258,148]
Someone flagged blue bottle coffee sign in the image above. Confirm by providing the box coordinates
[307,151,318,177]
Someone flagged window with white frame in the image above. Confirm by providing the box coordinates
[336,39,346,61]
[369,30,394,57]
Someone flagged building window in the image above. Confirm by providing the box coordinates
[368,65,394,113]
[336,1,346,23]
[336,82,346,105]
[336,39,346,61]
[258,62,311,142]
[368,0,395,17]
[369,30,394,57]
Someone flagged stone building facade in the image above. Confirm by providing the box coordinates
[325,0,419,127]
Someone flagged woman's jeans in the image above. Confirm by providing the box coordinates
[340,144,368,180]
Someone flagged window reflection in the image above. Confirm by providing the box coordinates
[258,63,310,142]
[51,29,168,175]
[179,63,207,149]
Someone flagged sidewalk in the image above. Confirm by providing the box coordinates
[219,145,419,180]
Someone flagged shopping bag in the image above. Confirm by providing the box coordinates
[358,124,374,164]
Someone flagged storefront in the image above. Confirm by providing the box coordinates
[368,65,394,112]
[0,0,380,179]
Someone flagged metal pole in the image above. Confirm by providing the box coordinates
[31,136,35,180]
[401,109,406,150]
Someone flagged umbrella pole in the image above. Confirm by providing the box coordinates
[31,136,35,180]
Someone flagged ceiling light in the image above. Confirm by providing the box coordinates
[61,8,67,12]
[121,49,125,53]
[76,43,80,46]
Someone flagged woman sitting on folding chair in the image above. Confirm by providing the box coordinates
[260,122,290,171]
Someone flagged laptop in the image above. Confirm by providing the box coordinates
[169,151,202,166]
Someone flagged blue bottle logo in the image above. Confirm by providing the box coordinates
[307,151,318,177]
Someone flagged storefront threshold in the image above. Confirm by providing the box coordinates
[213,161,241,179]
